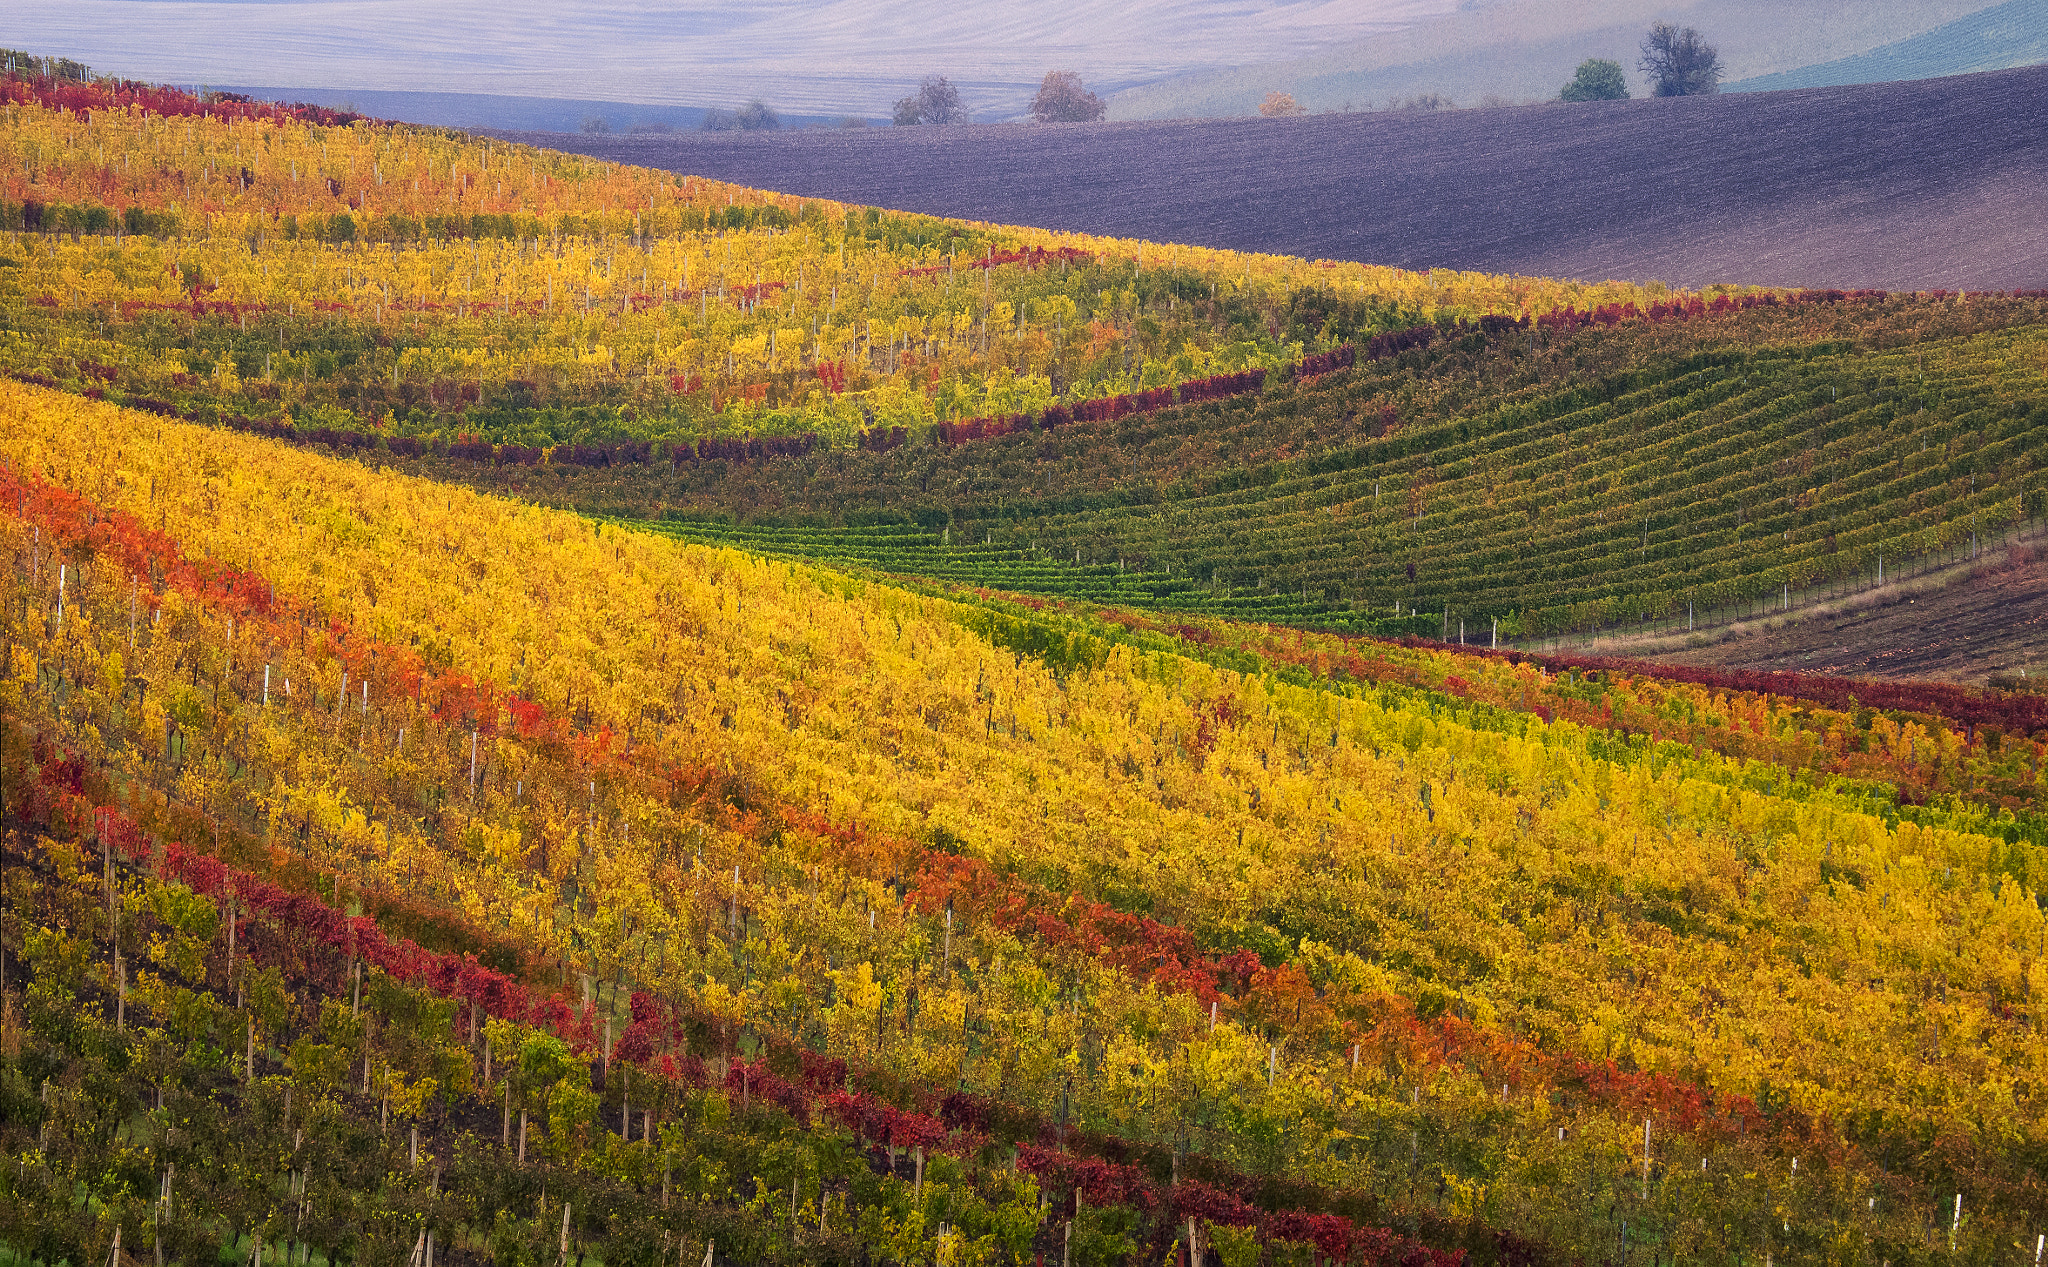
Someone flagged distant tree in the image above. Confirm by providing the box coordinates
[894,76,967,126]
[839,116,871,128]
[1640,23,1722,96]
[1258,92,1306,117]
[1391,93,1455,111]
[733,99,781,130]
[701,101,779,132]
[1560,58,1630,101]
[1030,71,1106,123]
[580,115,611,134]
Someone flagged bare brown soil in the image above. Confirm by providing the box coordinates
[499,64,2048,291]
[1567,542,2048,686]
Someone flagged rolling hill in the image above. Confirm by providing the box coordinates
[520,64,2048,292]
[1727,0,2048,93]
[395,290,2048,641]
[3,62,2048,1267]
[1103,0,2013,119]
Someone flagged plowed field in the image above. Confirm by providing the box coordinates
[499,64,2048,291]
[1652,547,2048,684]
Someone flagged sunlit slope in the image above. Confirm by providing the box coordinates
[428,292,2048,637]
[7,379,2048,1264]
[0,84,1674,454]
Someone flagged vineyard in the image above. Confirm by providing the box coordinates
[434,291,2047,638]
[3,376,2048,1267]
[9,67,2043,638]
[3,56,2048,1267]
[0,68,1678,459]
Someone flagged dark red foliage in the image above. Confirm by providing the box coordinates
[1526,290,1860,336]
[1,71,380,127]
[1362,325,1436,359]
[936,413,1030,444]
[1176,368,1268,405]
[820,1089,944,1149]
[800,1051,849,1092]
[726,281,789,306]
[1175,1178,1259,1226]
[613,1022,658,1063]
[1294,344,1356,380]
[895,246,1092,279]
[724,1059,811,1125]
[1074,385,1176,424]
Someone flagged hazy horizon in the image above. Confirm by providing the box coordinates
[5,0,1458,118]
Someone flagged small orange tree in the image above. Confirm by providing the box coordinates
[1031,70,1106,122]
[1258,91,1306,117]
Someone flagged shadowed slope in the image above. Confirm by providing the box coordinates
[1728,0,2048,92]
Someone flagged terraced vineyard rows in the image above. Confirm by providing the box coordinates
[8,56,2048,1267]
[1007,317,2048,636]
[14,64,2039,642]
[638,519,1440,634]
[545,296,2045,636]
[0,68,1677,455]
[9,379,2048,1267]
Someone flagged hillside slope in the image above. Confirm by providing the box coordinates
[397,292,2048,640]
[1727,0,2048,92]
[1106,0,2006,119]
[0,71,1658,453]
[6,380,2048,1267]
[521,65,2048,291]
[8,65,2048,1267]
[7,71,2043,646]
[1651,541,2048,684]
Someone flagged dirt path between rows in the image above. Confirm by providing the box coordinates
[1531,539,2048,686]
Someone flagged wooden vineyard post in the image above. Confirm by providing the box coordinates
[1642,1117,1650,1198]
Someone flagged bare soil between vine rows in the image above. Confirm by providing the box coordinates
[1642,548,2048,686]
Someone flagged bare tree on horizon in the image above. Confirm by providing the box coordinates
[1640,22,1722,96]
[894,76,967,125]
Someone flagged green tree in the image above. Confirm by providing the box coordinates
[1560,58,1629,101]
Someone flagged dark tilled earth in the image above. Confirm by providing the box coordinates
[491,64,2048,291]
[1655,553,2048,685]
